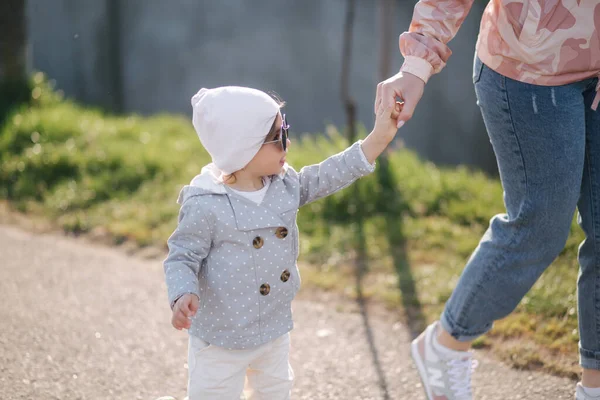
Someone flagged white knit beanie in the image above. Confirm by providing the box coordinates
[191,86,280,175]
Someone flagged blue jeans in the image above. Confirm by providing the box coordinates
[441,55,600,369]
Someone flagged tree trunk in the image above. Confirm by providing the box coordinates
[0,0,27,82]
[0,0,29,127]
[340,0,356,144]
[107,0,124,113]
[377,0,395,162]
[378,0,394,82]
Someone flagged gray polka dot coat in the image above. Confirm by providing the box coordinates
[163,141,375,349]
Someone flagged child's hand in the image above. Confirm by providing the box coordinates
[171,293,199,330]
[361,101,403,164]
[373,101,403,141]
[390,101,402,121]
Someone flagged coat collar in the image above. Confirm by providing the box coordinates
[178,163,296,232]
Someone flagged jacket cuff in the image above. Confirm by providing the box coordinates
[400,56,433,84]
[356,140,376,172]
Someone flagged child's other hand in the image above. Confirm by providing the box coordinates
[374,101,403,141]
[171,293,199,330]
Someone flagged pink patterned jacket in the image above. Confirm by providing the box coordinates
[399,0,600,109]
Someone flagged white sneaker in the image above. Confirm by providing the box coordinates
[576,383,600,400]
[411,321,478,400]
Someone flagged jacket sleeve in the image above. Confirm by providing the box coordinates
[399,0,476,83]
[163,197,212,309]
[297,140,375,207]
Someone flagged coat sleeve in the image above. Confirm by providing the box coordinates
[297,140,375,207]
[163,196,212,309]
[399,0,476,83]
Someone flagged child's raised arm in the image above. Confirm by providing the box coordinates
[293,102,402,207]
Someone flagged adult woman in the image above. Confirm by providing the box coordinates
[375,1,600,399]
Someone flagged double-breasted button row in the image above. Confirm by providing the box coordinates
[252,227,287,249]
[258,270,291,296]
[255,228,290,296]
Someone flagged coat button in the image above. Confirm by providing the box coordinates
[260,283,270,295]
[253,236,264,249]
[280,269,291,282]
[275,227,288,239]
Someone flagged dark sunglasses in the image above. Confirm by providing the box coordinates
[263,114,290,151]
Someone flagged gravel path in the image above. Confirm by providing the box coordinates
[0,224,576,399]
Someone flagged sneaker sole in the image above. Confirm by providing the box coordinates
[411,338,434,400]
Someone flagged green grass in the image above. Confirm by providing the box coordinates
[0,74,584,378]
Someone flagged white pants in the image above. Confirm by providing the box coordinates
[187,333,294,400]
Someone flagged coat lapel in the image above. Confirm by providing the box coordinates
[261,175,298,214]
[226,176,297,232]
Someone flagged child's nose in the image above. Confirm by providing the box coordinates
[285,138,291,152]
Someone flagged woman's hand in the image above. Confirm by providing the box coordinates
[375,71,425,128]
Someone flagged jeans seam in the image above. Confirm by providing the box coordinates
[456,248,507,326]
[449,73,531,336]
[586,143,600,355]
[452,216,527,335]
[581,346,600,357]
[445,298,494,339]
[443,308,490,338]
[582,79,600,359]
[580,343,600,368]
[480,73,531,285]
[502,75,529,192]
[575,84,599,368]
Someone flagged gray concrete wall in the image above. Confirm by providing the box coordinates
[27,0,496,173]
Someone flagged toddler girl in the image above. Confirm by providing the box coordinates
[164,86,401,399]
